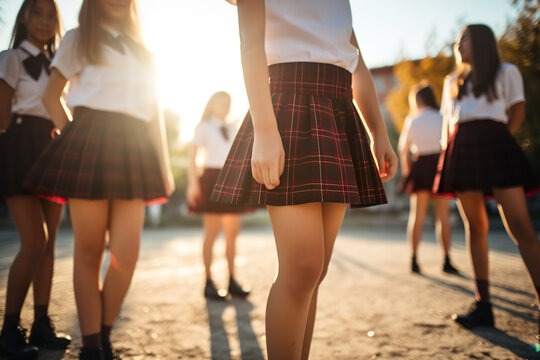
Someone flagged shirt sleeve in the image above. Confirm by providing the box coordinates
[501,64,525,108]
[0,49,21,89]
[192,122,206,147]
[50,29,83,80]
[398,115,413,151]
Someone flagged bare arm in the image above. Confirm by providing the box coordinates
[42,69,71,130]
[0,80,14,132]
[398,141,411,177]
[186,143,201,206]
[507,101,525,134]
[350,31,398,182]
[237,0,284,190]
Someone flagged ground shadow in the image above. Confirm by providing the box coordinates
[466,327,540,359]
[206,298,264,360]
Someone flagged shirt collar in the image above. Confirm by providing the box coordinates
[102,25,122,39]
[20,40,42,57]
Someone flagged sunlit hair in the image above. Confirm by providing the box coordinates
[78,0,142,64]
[10,0,63,57]
[452,24,501,102]
[200,91,231,123]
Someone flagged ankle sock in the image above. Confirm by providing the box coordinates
[82,333,101,348]
[475,279,490,303]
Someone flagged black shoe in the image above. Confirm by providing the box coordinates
[204,280,228,301]
[452,301,494,328]
[442,258,460,274]
[102,340,121,360]
[29,316,71,349]
[411,256,421,273]
[0,324,38,360]
[79,347,105,360]
[228,277,251,298]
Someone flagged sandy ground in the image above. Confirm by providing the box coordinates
[0,222,539,360]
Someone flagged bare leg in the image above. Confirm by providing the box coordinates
[3,196,47,324]
[266,203,325,360]
[70,199,108,337]
[407,192,430,257]
[101,199,145,327]
[32,200,63,316]
[493,187,540,303]
[222,214,241,278]
[456,192,489,301]
[301,203,347,360]
[433,197,452,255]
[202,214,222,281]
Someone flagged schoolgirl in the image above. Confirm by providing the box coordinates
[434,24,540,336]
[398,85,458,274]
[187,91,251,300]
[212,0,398,358]
[23,0,174,359]
[0,0,71,358]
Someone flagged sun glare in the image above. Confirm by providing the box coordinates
[138,0,248,144]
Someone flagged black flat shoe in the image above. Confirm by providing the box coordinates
[0,324,38,360]
[79,347,105,360]
[29,316,71,349]
[228,277,251,298]
[102,340,121,360]
[452,301,494,328]
[411,256,421,274]
[442,256,460,274]
[204,280,228,301]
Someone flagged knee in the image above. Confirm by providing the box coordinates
[18,232,47,260]
[468,218,489,239]
[282,254,324,295]
[76,243,105,269]
[317,263,331,285]
[110,249,139,273]
[504,217,536,245]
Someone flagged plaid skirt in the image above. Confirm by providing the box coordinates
[24,107,168,204]
[211,62,387,208]
[0,114,54,198]
[398,153,440,195]
[189,168,252,214]
[433,119,540,198]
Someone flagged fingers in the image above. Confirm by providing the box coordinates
[380,152,398,183]
[278,151,285,176]
[252,161,264,185]
[254,161,281,190]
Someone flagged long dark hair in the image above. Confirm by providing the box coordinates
[10,0,62,57]
[455,24,501,102]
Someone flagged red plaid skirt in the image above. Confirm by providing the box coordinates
[189,168,252,214]
[23,107,168,204]
[399,153,440,195]
[0,114,54,198]
[211,62,387,208]
[433,119,540,198]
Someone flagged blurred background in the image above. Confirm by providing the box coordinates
[0,0,538,228]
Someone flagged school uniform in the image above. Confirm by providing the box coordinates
[398,108,443,194]
[212,0,387,208]
[0,40,55,198]
[23,28,167,204]
[189,117,247,213]
[433,63,539,198]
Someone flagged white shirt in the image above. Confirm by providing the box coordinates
[441,63,525,126]
[51,28,158,122]
[0,40,52,120]
[399,108,443,156]
[227,0,359,73]
[192,117,236,168]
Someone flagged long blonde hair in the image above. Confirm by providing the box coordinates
[77,0,142,64]
[200,91,231,123]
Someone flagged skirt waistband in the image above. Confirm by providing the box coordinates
[12,113,51,123]
[269,62,352,99]
[73,107,146,124]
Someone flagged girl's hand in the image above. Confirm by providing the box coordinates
[372,135,398,182]
[186,182,202,207]
[251,126,285,190]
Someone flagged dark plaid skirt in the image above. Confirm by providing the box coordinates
[433,119,540,198]
[211,62,387,208]
[23,107,168,204]
[0,114,54,198]
[189,168,251,214]
[399,153,440,195]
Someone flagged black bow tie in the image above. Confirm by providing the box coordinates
[103,30,152,64]
[21,51,51,81]
[220,125,229,141]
